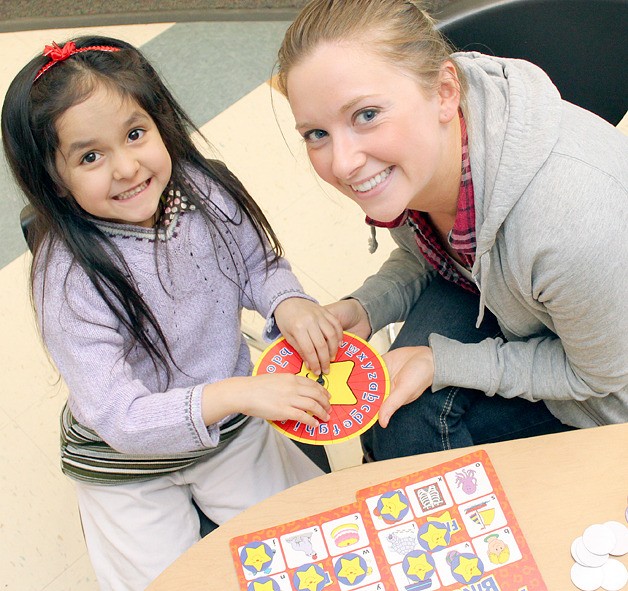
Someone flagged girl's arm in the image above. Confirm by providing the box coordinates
[200,373,330,428]
[35,222,332,454]
[216,186,342,374]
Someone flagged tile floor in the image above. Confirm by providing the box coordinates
[0,21,398,590]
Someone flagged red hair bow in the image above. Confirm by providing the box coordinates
[42,41,77,63]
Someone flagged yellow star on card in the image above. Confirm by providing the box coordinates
[337,556,367,585]
[243,544,272,571]
[428,511,459,534]
[380,492,408,520]
[297,361,356,405]
[454,555,482,582]
[405,553,434,580]
[252,581,276,591]
[295,565,325,591]
[427,510,452,525]
[419,523,449,550]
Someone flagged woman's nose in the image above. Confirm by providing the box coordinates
[331,135,366,181]
[112,151,140,181]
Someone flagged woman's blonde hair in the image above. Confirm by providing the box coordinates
[276,0,466,100]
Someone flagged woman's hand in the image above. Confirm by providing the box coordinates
[379,346,435,428]
[274,298,343,375]
[324,298,372,340]
[202,374,331,428]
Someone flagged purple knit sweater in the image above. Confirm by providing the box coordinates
[34,174,311,458]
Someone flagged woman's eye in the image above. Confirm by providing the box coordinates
[303,129,328,143]
[128,128,145,142]
[356,109,378,124]
[81,152,100,165]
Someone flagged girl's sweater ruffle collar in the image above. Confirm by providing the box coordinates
[94,185,195,241]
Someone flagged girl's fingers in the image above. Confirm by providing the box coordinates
[304,319,342,374]
[292,409,323,429]
[294,378,331,418]
[321,318,342,358]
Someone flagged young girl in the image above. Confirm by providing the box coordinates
[276,0,628,461]
[2,36,342,589]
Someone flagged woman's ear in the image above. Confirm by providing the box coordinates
[438,60,461,123]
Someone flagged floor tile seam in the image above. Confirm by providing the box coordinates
[39,552,92,591]
[3,409,64,473]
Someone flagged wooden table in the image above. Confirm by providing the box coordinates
[147,423,628,590]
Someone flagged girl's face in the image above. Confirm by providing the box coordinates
[55,84,172,228]
[286,42,461,222]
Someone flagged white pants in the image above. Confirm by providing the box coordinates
[74,418,323,590]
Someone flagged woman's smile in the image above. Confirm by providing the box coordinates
[349,166,393,194]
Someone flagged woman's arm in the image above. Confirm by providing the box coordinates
[341,224,435,337]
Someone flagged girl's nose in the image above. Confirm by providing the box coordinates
[112,151,140,181]
[331,135,366,181]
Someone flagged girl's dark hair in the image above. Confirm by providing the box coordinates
[1,35,283,384]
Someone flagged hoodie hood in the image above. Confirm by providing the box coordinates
[455,52,562,257]
[454,52,562,323]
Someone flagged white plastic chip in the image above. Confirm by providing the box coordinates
[583,523,617,556]
[600,558,628,591]
[571,562,605,591]
[572,536,610,567]
[603,521,628,556]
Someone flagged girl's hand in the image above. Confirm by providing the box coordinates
[325,299,372,340]
[379,346,434,428]
[202,374,331,428]
[274,298,343,375]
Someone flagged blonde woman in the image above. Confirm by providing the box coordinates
[276,0,628,461]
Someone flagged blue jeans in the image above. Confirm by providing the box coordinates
[361,276,574,461]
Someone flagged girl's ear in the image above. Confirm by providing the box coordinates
[55,182,71,199]
[438,61,461,123]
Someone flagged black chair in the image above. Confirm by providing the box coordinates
[19,203,36,251]
[433,0,627,125]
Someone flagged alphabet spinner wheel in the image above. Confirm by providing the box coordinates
[252,332,389,445]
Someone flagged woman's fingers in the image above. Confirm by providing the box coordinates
[378,346,435,428]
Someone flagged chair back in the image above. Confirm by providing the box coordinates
[434,0,627,125]
[20,203,36,253]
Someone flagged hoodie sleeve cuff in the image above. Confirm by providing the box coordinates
[429,333,499,395]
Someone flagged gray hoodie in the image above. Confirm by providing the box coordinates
[350,52,628,427]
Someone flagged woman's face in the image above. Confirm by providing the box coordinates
[286,41,461,222]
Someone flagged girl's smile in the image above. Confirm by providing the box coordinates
[286,41,462,222]
[55,84,172,227]
[114,179,150,201]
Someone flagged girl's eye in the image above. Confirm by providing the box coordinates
[356,109,379,124]
[303,129,328,143]
[128,128,145,142]
[81,152,100,165]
